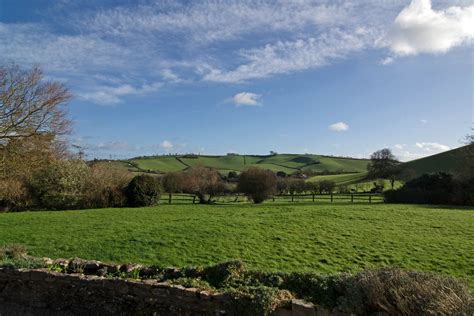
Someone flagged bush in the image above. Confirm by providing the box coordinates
[28,160,90,210]
[287,179,306,194]
[319,180,336,194]
[384,173,461,204]
[237,168,277,203]
[126,175,161,207]
[276,171,286,178]
[0,244,27,260]
[305,181,320,194]
[337,268,472,315]
[161,172,185,193]
[181,166,225,204]
[276,178,289,194]
[200,260,247,288]
[0,178,33,211]
[82,164,132,208]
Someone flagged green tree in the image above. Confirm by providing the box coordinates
[367,148,400,181]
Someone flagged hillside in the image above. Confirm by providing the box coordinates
[398,145,473,180]
[110,154,371,176]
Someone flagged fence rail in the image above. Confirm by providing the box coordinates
[160,193,384,204]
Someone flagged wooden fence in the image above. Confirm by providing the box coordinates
[161,193,384,204]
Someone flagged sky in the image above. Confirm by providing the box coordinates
[0,0,473,161]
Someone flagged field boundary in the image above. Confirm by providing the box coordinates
[161,193,384,204]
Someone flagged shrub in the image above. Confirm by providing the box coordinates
[287,179,306,194]
[161,172,185,193]
[82,164,132,208]
[181,166,225,204]
[0,244,27,260]
[227,286,293,316]
[126,175,161,207]
[318,180,336,194]
[227,171,239,180]
[276,171,287,178]
[305,181,320,194]
[200,260,247,288]
[276,178,289,194]
[28,160,90,210]
[337,268,472,315]
[384,173,456,204]
[237,168,277,203]
[0,178,33,211]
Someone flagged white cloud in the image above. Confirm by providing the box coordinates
[329,122,349,132]
[204,29,377,83]
[89,141,138,152]
[381,0,474,58]
[160,140,174,152]
[392,142,452,161]
[232,92,262,106]
[2,0,472,102]
[79,83,161,105]
[84,1,350,44]
[415,142,450,151]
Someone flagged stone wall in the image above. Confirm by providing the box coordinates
[0,268,323,316]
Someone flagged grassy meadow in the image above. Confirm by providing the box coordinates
[1,203,472,288]
[125,154,370,175]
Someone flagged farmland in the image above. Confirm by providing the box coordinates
[116,153,370,175]
[1,203,472,288]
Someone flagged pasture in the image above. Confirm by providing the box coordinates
[126,154,370,175]
[1,203,472,288]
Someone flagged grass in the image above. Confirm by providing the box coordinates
[118,154,370,175]
[0,203,472,288]
[399,145,472,180]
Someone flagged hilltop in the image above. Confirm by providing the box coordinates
[398,145,473,180]
[95,153,370,176]
[90,146,471,192]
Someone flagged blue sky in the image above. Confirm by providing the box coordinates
[1,0,473,160]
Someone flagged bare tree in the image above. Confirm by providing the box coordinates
[182,165,225,204]
[0,64,71,147]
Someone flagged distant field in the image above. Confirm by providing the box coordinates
[122,154,370,175]
[1,204,472,288]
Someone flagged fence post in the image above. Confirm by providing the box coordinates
[312,194,315,202]
[331,194,333,203]
[291,195,294,202]
[369,195,372,203]
[272,197,275,202]
[351,194,354,203]
[169,193,172,204]
[193,196,196,204]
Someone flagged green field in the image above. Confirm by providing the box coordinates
[399,145,472,180]
[125,154,370,175]
[1,204,472,287]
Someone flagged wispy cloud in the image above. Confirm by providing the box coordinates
[329,122,349,132]
[83,1,350,44]
[392,141,452,161]
[203,28,377,83]
[79,83,162,105]
[1,0,472,105]
[231,92,262,107]
[415,142,450,151]
[380,0,474,60]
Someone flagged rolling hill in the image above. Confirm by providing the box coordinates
[104,153,370,176]
[398,145,473,180]
[91,146,470,192]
